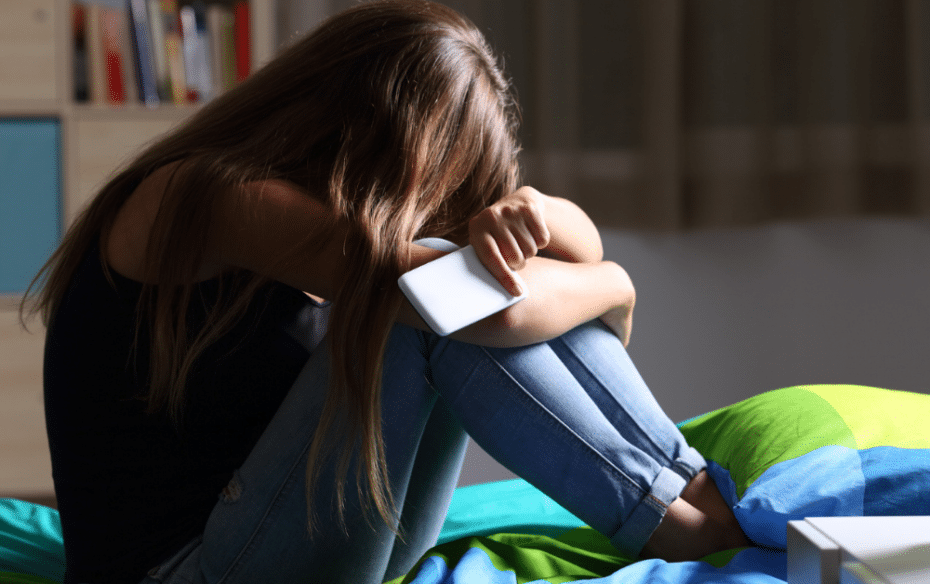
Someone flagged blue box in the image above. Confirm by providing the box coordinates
[0,118,62,294]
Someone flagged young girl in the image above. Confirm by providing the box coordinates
[24,1,749,582]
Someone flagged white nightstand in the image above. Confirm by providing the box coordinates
[788,516,930,584]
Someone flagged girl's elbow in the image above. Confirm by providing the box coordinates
[456,305,536,348]
[490,303,560,347]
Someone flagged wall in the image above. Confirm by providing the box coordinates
[458,217,930,485]
[5,0,928,492]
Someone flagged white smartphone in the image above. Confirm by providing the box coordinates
[398,245,527,336]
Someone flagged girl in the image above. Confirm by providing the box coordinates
[24,1,748,582]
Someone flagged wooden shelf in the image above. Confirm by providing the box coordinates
[71,102,200,122]
[0,100,63,117]
[0,0,279,499]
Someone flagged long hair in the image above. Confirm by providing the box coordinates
[22,0,520,533]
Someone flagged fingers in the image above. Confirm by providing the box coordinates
[467,187,551,296]
[493,224,537,271]
[469,197,549,266]
[468,216,535,296]
[471,232,525,297]
[512,188,551,256]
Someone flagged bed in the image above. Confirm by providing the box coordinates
[3,384,928,584]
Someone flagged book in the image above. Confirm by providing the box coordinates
[84,2,107,104]
[207,3,236,93]
[128,0,160,106]
[180,2,212,102]
[159,0,188,104]
[72,3,89,102]
[146,0,170,101]
[74,0,250,106]
[100,5,127,104]
[117,4,140,104]
[233,1,250,82]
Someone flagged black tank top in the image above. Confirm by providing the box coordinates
[43,243,327,584]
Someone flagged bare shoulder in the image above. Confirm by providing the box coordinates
[105,162,346,297]
[209,177,348,300]
[105,161,186,282]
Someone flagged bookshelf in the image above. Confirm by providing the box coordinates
[1,0,276,289]
[1,0,276,236]
[0,0,277,500]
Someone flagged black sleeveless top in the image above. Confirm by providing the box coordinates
[44,244,327,584]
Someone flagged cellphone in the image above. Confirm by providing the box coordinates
[398,245,527,336]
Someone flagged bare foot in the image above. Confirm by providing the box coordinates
[640,498,739,562]
[680,470,751,548]
[680,471,732,525]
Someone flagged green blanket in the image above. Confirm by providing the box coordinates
[3,385,928,584]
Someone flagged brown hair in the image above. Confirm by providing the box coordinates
[22,0,520,533]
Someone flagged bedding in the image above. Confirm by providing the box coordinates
[386,384,930,584]
[0,498,62,583]
[2,384,927,584]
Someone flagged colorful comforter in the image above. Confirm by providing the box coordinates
[2,385,928,584]
[388,384,930,584]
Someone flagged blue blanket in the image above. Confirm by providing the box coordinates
[4,385,928,584]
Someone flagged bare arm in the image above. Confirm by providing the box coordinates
[397,185,633,347]
[395,250,634,347]
[536,193,604,264]
[210,179,632,347]
[207,178,349,300]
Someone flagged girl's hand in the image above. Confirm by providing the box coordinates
[469,186,551,296]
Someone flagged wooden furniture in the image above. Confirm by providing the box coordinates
[788,516,930,584]
[0,0,277,501]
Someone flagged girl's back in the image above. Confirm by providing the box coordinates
[44,241,322,583]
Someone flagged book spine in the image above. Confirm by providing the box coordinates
[117,3,140,104]
[233,1,250,83]
[72,2,89,102]
[180,2,213,103]
[128,0,160,106]
[100,7,127,104]
[159,0,187,104]
[207,4,236,93]
[146,0,170,101]
[84,2,107,104]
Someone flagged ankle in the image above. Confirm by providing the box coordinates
[641,500,721,561]
[724,520,752,549]
[680,470,733,525]
[641,500,750,562]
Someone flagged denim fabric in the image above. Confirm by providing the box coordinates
[140,320,705,584]
[140,240,705,584]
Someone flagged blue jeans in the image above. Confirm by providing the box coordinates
[140,263,705,584]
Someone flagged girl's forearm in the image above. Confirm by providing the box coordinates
[451,256,632,347]
[397,231,625,348]
[538,194,604,264]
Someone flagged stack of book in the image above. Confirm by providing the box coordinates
[73,0,251,107]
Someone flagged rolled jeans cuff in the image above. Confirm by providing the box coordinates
[609,446,707,558]
[671,445,708,483]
